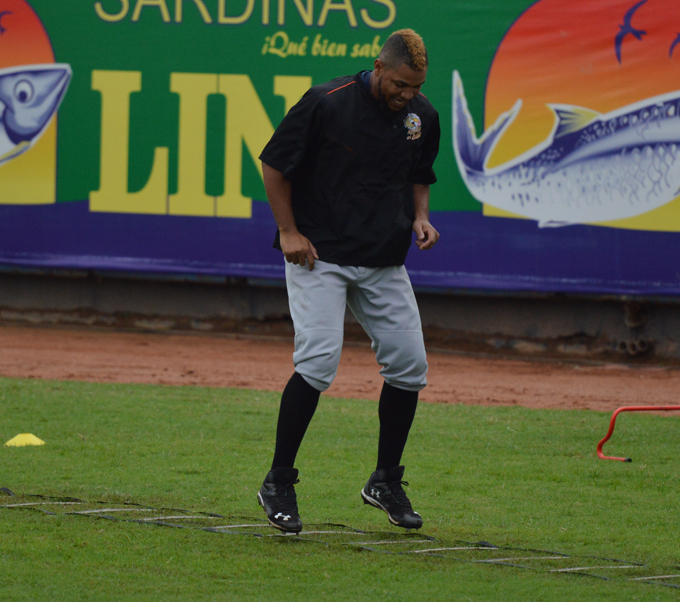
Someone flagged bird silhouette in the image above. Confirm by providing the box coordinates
[615,0,648,63]
[670,33,680,57]
[0,11,11,34]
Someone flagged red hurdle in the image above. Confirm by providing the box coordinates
[597,406,680,461]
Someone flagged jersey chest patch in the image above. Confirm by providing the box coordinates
[404,113,422,141]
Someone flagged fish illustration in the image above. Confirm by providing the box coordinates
[452,71,680,227]
[0,63,72,167]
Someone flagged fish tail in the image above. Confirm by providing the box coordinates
[452,71,520,174]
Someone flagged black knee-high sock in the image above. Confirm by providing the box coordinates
[376,382,419,472]
[271,372,321,469]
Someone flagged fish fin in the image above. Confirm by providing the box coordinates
[453,71,521,173]
[548,105,601,138]
[0,140,30,165]
[538,219,573,228]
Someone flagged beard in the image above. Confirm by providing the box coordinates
[377,75,391,111]
[377,75,407,113]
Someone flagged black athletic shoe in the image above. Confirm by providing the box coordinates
[361,465,423,529]
[257,467,302,533]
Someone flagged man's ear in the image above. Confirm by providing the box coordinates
[373,58,384,76]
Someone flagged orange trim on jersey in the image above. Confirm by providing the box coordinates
[327,81,356,95]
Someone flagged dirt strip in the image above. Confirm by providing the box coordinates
[1,323,679,413]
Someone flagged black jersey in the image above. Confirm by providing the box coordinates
[259,72,440,267]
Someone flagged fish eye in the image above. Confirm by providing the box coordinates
[14,80,34,103]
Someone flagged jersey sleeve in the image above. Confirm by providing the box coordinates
[259,88,324,180]
[409,109,440,185]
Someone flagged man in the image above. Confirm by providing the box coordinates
[257,29,440,533]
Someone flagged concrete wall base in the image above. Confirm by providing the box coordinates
[0,271,678,365]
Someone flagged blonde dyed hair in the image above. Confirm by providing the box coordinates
[380,29,428,71]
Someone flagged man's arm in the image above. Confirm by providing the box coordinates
[262,162,319,270]
[412,183,440,250]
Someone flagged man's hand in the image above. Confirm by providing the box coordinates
[262,163,319,270]
[280,230,319,270]
[413,218,440,250]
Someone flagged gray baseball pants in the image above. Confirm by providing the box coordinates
[285,260,428,393]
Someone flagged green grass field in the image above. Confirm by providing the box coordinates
[1,377,679,601]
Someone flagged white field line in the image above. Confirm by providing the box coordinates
[630,575,680,581]
[1,502,81,507]
[476,556,567,563]
[139,514,217,520]
[209,524,271,529]
[550,565,641,573]
[343,539,437,546]
[291,530,358,535]
[407,546,499,553]
[69,508,154,514]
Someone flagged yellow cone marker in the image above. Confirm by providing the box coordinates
[4,434,45,447]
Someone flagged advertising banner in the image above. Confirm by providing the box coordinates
[1,0,680,295]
